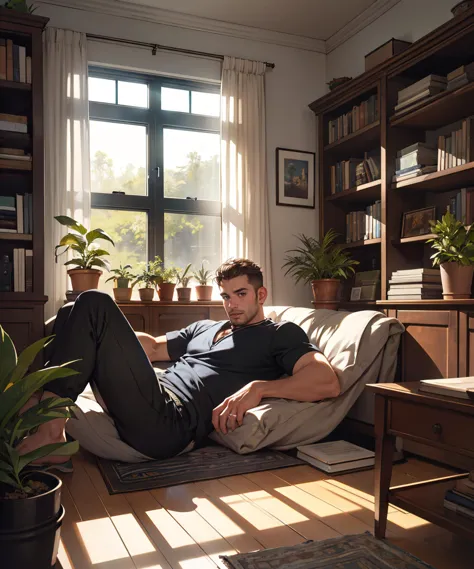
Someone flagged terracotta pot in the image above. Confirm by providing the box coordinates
[157,282,176,301]
[113,287,132,302]
[177,287,192,301]
[311,279,341,309]
[440,262,474,299]
[195,285,213,301]
[139,287,154,301]
[67,268,102,292]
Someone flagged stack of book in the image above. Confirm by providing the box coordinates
[11,248,33,292]
[388,268,442,300]
[0,194,33,234]
[0,145,32,171]
[330,154,380,194]
[0,38,32,83]
[393,142,437,183]
[328,94,378,144]
[296,441,375,474]
[437,116,474,170]
[444,474,474,521]
[447,62,474,91]
[419,377,474,399]
[0,112,27,134]
[394,74,447,115]
[345,200,381,243]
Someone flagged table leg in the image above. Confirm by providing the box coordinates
[374,393,395,539]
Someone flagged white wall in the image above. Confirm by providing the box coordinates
[36,2,326,307]
[327,0,460,82]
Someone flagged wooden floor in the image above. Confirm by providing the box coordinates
[55,451,474,569]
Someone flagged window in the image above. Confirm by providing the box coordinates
[88,68,221,295]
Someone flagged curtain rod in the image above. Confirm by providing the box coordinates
[86,33,275,69]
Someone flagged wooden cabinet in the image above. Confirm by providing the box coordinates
[118,302,227,336]
[0,300,45,353]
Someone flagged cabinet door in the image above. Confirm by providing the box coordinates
[0,304,44,354]
[151,306,211,336]
[119,305,150,333]
[396,310,458,380]
[461,312,474,376]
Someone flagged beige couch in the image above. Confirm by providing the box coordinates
[64,306,404,461]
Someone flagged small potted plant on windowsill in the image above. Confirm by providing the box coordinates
[54,216,115,292]
[150,256,178,301]
[132,263,156,301]
[427,211,474,299]
[193,262,214,301]
[176,264,193,302]
[106,264,135,302]
[0,325,79,569]
[283,230,359,309]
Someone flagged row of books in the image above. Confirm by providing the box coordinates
[387,268,442,300]
[327,94,378,144]
[0,112,28,134]
[345,201,381,243]
[446,187,474,225]
[444,474,474,521]
[393,142,437,183]
[0,38,32,83]
[10,248,33,293]
[437,116,474,171]
[329,154,380,194]
[0,194,33,234]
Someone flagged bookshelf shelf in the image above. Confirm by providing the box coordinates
[0,78,31,91]
[344,237,381,249]
[390,82,474,129]
[324,121,380,155]
[392,161,474,192]
[0,159,32,171]
[0,292,47,302]
[394,233,435,245]
[326,180,381,204]
[0,233,32,241]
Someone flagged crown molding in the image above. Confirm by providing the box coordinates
[326,0,402,53]
[39,0,326,53]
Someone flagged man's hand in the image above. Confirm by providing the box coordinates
[212,381,264,435]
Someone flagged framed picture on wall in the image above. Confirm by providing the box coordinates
[276,148,315,209]
[401,206,436,238]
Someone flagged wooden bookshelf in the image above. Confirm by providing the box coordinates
[393,162,474,192]
[344,237,381,249]
[324,120,380,155]
[394,233,435,245]
[326,180,381,203]
[0,9,48,352]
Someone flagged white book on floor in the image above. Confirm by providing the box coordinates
[419,377,474,399]
[296,441,375,473]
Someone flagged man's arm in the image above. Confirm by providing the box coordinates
[136,332,171,362]
[212,351,340,434]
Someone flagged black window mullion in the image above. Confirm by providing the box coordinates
[163,198,221,216]
[149,77,164,263]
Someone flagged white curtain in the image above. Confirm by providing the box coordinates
[43,28,91,319]
[220,56,273,301]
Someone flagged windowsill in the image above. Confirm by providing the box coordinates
[116,299,224,306]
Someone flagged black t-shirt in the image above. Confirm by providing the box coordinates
[160,318,319,443]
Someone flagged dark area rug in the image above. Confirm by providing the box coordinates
[221,532,436,569]
[97,444,303,494]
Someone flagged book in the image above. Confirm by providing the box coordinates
[445,489,474,510]
[419,377,474,399]
[296,441,375,473]
[444,499,474,520]
[392,268,441,276]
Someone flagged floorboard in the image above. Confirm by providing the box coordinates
[55,452,474,569]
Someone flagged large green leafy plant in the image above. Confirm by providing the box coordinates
[428,211,474,266]
[0,326,79,496]
[283,230,359,283]
[54,215,115,271]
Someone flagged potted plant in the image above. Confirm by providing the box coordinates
[176,264,193,302]
[427,211,474,299]
[150,257,178,302]
[283,230,359,309]
[0,326,79,568]
[54,215,115,292]
[193,262,214,301]
[106,264,135,302]
[132,263,156,301]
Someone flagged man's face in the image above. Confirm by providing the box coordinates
[219,275,266,327]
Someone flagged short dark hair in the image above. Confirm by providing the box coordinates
[215,258,264,291]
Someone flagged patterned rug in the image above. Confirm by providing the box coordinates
[221,532,436,569]
[97,445,302,494]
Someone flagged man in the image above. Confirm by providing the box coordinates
[19,259,340,463]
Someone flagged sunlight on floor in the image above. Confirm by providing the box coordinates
[274,484,361,517]
[220,494,282,530]
[111,513,156,555]
[193,497,245,537]
[57,540,74,569]
[76,518,130,564]
[146,508,195,548]
[389,511,430,529]
[243,489,309,524]
[294,481,363,513]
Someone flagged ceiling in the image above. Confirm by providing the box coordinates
[122,0,379,40]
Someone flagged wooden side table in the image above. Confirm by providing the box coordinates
[367,382,474,540]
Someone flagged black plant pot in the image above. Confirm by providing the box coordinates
[0,471,64,568]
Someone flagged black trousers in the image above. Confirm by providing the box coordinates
[45,290,194,459]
